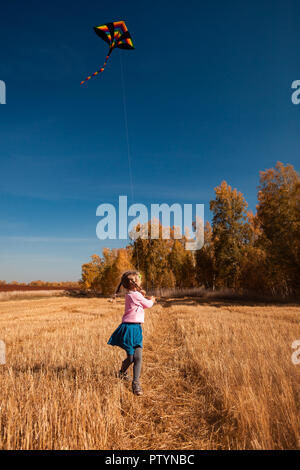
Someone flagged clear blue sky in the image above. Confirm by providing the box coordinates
[0,0,299,282]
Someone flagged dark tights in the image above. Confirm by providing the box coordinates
[120,347,142,382]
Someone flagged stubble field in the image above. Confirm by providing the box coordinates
[0,295,299,450]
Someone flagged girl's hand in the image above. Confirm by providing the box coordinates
[149,296,155,303]
[140,289,146,296]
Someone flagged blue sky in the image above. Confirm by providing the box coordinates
[0,0,299,282]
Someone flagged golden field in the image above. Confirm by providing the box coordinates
[0,295,299,450]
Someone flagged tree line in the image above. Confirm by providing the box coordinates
[80,162,300,297]
[0,281,80,288]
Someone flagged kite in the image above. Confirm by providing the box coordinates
[80,20,134,85]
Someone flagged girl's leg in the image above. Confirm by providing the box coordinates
[133,347,142,383]
[120,353,134,374]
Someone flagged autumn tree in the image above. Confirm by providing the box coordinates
[100,247,134,295]
[210,181,251,289]
[195,221,216,289]
[80,248,134,295]
[256,162,300,295]
[168,239,196,288]
[237,210,269,292]
[80,254,103,291]
[131,221,176,290]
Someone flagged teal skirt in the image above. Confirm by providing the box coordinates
[107,323,143,355]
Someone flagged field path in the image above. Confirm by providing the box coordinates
[118,299,238,450]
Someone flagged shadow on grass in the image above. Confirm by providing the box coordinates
[178,361,240,448]
[65,288,300,307]
[157,295,300,309]
[64,289,101,298]
[9,363,113,381]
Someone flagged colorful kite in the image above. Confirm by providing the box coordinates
[80,20,134,85]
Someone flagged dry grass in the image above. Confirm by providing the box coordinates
[151,286,300,303]
[0,290,65,302]
[0,296,299,450]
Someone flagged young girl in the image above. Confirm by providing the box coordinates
[107,271,155,396]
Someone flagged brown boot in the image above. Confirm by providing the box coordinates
[118,370,130,381]
[132,380,143,396]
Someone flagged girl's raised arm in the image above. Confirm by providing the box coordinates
[135,291,155,308]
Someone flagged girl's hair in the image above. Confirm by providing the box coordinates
[115,271,141,295]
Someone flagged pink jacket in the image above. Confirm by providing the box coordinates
[122,290,154,324]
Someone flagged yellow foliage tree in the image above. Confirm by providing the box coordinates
[195,221,216,289]
[100,248,134,295]
[256,161,300,295]
[80,254,103,291]
[210,181,250,289]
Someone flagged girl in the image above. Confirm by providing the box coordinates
[107,271,155,396]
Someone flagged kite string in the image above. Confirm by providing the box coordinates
[119,52,140,271]
[119,52,134,202]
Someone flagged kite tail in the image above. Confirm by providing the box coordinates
[80,47,113,85]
